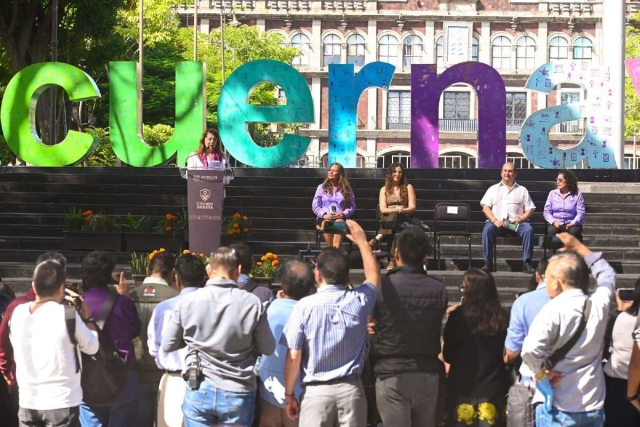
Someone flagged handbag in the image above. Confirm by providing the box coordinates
[506,299,592,427]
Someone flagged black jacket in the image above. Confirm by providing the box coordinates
[371,266,448,376]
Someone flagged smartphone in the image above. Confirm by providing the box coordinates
[323,221,347,234]
[619,288,636,301]
[542,236,564,250]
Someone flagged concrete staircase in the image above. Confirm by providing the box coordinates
[1,166,639,298]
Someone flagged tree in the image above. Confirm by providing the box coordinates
[626,15,640,138]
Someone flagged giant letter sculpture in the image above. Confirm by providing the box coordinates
[109,61,206,167]
[0,63,101,166]
[520,61,617,169]
[218,60,314,168]
[327,62,395,168]
[411,62,507,168]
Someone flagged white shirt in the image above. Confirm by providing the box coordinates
[10,301,99,410]
[148,287,199,372]
[604,311,637,379]
[480,181,536,221]
[522,252,615,413]
[185,152,233,185]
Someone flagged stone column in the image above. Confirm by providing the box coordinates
[480,22,491,65]
[425,21,436,65]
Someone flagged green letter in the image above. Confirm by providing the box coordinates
[0,63,101,166]
[218,60,314,168]
[109,61,206,166]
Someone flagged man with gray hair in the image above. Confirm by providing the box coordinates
[521,233,615,426]
[162,247,275,426]
[259,260,315,427]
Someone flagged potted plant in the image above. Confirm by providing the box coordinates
[124,213,185,252]
[129,251,149,286]
[64,209,124,251]
[220,212,251,246]
[251,252,280,287]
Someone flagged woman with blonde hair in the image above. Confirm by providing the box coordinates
[312,163,356,248]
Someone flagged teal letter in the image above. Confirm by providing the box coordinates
[109,61,206,166]
[218,59,314,168]
[0,63,101,166]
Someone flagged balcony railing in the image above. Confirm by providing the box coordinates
[384,118,582,133]
[209,0,256,11]
[438,119,478,132]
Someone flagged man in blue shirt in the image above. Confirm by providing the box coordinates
[504,258,551,384]
[281,220,381,426]
[259,260,315,427]
[148,254,205,427]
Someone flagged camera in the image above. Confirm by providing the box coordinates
[619,288,636,301]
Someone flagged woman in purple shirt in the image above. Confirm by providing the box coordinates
[543,169,585,240]
[312,163,356,248]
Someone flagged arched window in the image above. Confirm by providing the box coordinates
[573,37,593,60]
[323,34,342,66]
[472,37,479,62]
[378,35,398,65]
[439,152,477,168]
[347,34,366,66]
[377,151,411,169]
[291,34,311,66]
[436,36,444,68]
[549,36,569,61]
[516,36,536,70]
[492,36,511,69]
[403,35,423,67]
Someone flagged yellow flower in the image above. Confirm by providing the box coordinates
[478,402,497,425]
[183,249,190,254]
[199,253,205,258]
[233,212,241,219]
[457,404,476,425]
[159,248,165,252]
[266,252,274,259]
[256,262,263,266]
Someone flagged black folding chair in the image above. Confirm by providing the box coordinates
[433,203,472,270]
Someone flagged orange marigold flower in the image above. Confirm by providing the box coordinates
[165,226,172,232]
[159,248,166,252]
[166,214,173,220]
[84,217,91,222]
[228,230,234,235]
[266,253,274,259]
[256,262,263,266]
[243,216,248,221]
[261,256,267,261]
[242,228,249,233]
[199,253,205,258]
[272,260,279,267]
[100,215,106,219]
[273,254,278,260]
[183,249,190,254]
[233,224,240,229]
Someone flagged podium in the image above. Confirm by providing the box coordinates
[185,169,224,256]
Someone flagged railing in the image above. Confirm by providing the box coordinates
[387,117,411,130]
[385,118,528,133]
[556,122,584,134]
[265,0,311,10]
[438,119,478,132]
[209,0,256,10]
[507,119,525,132]
[322,0,367,10]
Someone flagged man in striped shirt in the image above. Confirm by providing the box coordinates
[281,219,381,427]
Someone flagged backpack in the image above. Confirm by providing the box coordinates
[65,289,130,405]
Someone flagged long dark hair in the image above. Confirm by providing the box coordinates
[196,128,224,157]
[384,162,409,206]
[627,277,640,317]
[558,169,579,195]
[322,163,352,209]
[460,268,509,336]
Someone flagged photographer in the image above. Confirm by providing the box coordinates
[9,260,99,427]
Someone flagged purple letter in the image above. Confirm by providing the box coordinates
[411,62,506,168]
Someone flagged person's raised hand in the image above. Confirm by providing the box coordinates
[345,220,366,246]
[555,233,584,254]
[115,271,129,296]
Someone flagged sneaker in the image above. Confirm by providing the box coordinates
[523,262,535,274]
[481,262,493,272]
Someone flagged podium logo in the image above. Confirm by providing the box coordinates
[200,189,211,201]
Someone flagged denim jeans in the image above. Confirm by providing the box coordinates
[182,380,256,427]
[536,405,605,427]
[79,370,140,427]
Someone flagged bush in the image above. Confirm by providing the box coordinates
[143,124,174,146]
[85,128,117,166]
[0,135,17,166]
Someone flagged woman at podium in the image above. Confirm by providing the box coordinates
[186,129,233,185]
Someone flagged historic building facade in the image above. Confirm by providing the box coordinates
[178,0,640,169]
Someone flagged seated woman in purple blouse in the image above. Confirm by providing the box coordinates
[543,169,585,240]
[312,163,356,248]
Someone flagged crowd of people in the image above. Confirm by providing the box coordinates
[0,159,633,427]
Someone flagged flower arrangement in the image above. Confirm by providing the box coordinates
[65,207,86,231]
[129,251,150,275]
[84,210,120,232]
[251,252,279,278]
[121,214,150,232]
[222,212,251,236]
[156,213,180,234]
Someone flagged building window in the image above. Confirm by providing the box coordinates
[492,36,511,70]
[403,35,423,67]
[624,155,639,169]
[443,92,470,120]
[506,154,533,169]
[560,92,582,133]
[506,92,527,130]
[472,37,479,62]
[323,34,342,66]
[549,36,569,61]
[377,152,410,169]
[387,91,411,130]
[573,37,593,60]
[436,37,444,68]
[516,36,536,70]
[378,35,398,65]
[347,34,366,66]
[439,154,476,168]
[291,34,311,66]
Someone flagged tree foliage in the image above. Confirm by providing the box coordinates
[626,14,640,138]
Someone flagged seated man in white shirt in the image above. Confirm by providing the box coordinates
[148,253,206,427]
[522,233,615,427]
[10,260,99,427]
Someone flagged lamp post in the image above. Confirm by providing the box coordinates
[194,0,198,60]
[220,2,226,84]
[50,0,58,144]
